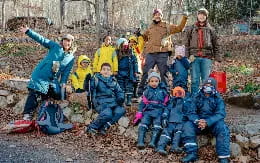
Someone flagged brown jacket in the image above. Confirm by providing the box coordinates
[142,16,188,54]
[184,22,221,61]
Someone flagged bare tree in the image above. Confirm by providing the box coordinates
[103,0,108,29]
[1,0,6,32]
[60,0,65,31]
[95,0,101,45]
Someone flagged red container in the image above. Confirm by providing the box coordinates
[209,71,227,93]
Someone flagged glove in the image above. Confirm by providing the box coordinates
[117,97,124,106]
[134,28,141,37]
[133,112,143,126]
[162,118,168,128]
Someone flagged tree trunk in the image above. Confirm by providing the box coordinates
[95,0,101,45]
[168,0,173,23]
[103,0,109,29]
[111,0,115,35]
[60,0,65,31]
[1,0,6,32]
[27,0,30,27]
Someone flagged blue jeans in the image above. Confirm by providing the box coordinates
[191,57,212,94]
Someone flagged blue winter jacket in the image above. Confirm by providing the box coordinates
[169,57,190,89]
[138,83,169,112]
[117,50,138,81]
[163,96,198,123]
[90,73,124,109]
[193,91,226,127]
[26,29,75,94]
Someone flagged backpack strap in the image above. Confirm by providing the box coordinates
[74,72,79,79]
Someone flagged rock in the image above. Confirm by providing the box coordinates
[3,79,29,91]
[0,90,10,96]
[68,93,87,106]
[65,158,73,162]
[63,107,73,119]
[124,126,138,140]
[0,96,8,108]
[13,95,27,114]
[197,135,210,147]
[210,137,216,146]
[84,110,92,118]
[237,156,249,163]
[118,126,126,135]
[118,116,130,128]
[250,135,260,148]
[70,114,84,123]
[230,143,242,157]
[225,93,254,108]
[245,123,260,136]
[253,95,260,109]
[7,94,16,105]
[236,134,249,149]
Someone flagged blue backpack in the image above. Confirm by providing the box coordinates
[37,101,73,135]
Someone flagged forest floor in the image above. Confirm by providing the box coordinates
[0,32,259,162]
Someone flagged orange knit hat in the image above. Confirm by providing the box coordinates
[171,86,185,98]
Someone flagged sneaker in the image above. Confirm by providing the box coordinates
[23,114,32,121]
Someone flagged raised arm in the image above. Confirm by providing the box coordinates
[20,26,57,49]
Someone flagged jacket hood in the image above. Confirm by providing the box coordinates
[77,55,91,68]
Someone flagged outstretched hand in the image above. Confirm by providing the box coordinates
[19,26,29,33]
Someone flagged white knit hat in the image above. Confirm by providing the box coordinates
[148,71,161,82]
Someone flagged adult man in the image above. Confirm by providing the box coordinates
[184,8,221,95]
[138,9,188,96]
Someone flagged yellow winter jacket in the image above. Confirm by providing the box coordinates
[93,44,118,73]
[130,36,145,73]
[70,55,93,90]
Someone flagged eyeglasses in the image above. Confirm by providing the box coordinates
[81,61,90,64]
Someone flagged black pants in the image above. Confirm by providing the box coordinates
[23,88,59,114]
[138,52,169,96]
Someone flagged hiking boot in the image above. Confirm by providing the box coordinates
[181,153,198,163]
[85,127,98,135]
[219,158,229,163]
[23,114,32,121]
[157,149,168,156]
[148,129,160,148]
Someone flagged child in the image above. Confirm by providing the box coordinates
[156,86,197,155]
[128,34,144,98]
[169,45,190,92]
[70,55,92,93]
[116,38,138,106]
[86,63,125,135]
[93,35,118,75]
[19,26,75,120]
[181,78,230,163]
[133,70,169,149]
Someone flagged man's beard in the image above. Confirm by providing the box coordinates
[153,19,161,24]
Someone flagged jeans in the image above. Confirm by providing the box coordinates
[191,57,212,94]
[138,52,169,96]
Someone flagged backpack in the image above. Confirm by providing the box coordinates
[37,101,73,135]
[1,120,36,134]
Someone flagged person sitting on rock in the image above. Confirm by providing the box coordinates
[116,38,138,106]
[133,70,169,149]
[86,63,125,135]
[70,55,93,93]
[156,86,197,155]
[181,77,230,163]
[169,45,190,92]
[19,26,75,121]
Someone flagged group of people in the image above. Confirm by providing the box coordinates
[18,7,230,163]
